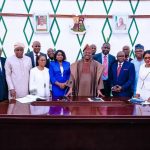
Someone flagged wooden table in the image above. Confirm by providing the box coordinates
[0,97,150,150]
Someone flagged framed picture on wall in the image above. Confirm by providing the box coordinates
[34,13,49,33]
[113,14,128,33]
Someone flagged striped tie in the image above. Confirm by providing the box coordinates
[103,55,108,77]
[117,63,122,77]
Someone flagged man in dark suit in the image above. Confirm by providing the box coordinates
[46,48,55,68]
[110,51,135,97]
[26,41,47,68]
[122,45,133,62]
[0,49,8,101]
[93,43,116,96]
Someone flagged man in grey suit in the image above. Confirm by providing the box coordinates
[93,43,116,96]
[26,41,47,68]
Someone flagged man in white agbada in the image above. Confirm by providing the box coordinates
[5,42,32,99]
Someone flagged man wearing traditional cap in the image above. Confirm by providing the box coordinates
[66,44,104,97]
[5,42,32,99]
[131,44,144,95]
[26,41,47,68]
[0,49,8,101]
[93,43,116,97]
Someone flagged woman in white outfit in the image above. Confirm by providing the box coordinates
[29,55,50,97]
[135,50,150,101]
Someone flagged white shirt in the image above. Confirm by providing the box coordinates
[136,63,150,100]
[29,67,50,97]
[60,66,64,77]
[117,62,124,67]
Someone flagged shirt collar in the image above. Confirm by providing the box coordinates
[33,52,40,56]
[102,53,108,58]
[135,57,144,62]
[118,62,124,66]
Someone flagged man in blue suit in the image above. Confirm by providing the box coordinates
[111,51,135,97]
[93,43,116,96]
[0,49,8,101]
[26,41,47,68]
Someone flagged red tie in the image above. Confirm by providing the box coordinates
[103,55,108,77]
[117,63,122,77]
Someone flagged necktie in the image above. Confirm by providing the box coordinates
[117,63,122,77]
[103,55,108,77]
[35,54,38,66]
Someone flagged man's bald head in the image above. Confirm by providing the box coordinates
[117,51,125,63]
[117,51,125,56]
[47,48,55,60]
[122,45,130,58]
[32,41,41,54]
[32,41,40,46]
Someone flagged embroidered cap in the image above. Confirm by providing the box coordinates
[14,42,25,50]
[135,44,144,51]
[83,44,92,52]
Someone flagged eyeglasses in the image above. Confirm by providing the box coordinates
[144,57,150,60]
